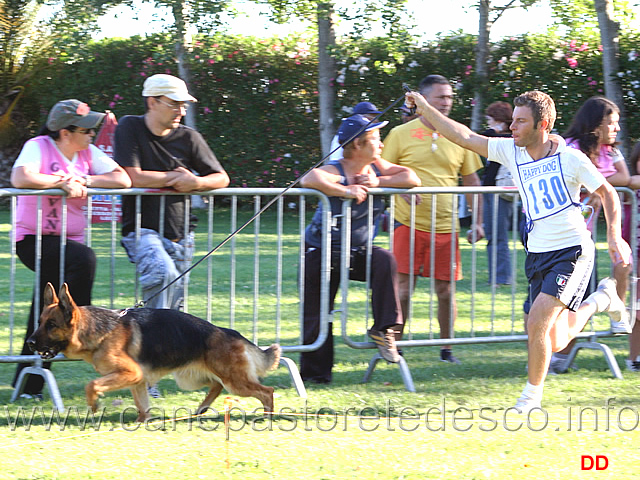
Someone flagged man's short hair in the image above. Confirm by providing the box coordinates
[514,90,556,132]
[418,75,451,95]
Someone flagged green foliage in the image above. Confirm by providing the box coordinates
[10,28,640,187]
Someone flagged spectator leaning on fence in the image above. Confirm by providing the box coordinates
[381,74,485,365]
[624,141,640,373]
[114,74,229,312]
[10,99,131,398]
[329,102,382,162]
[404,89,633,413]
[299,114,421,384]
[547,96,632,374]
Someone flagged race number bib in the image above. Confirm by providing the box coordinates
[518,155,573,221]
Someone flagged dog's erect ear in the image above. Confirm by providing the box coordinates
[43,282,58,307]
[58,283,78,320]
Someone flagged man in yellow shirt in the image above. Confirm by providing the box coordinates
[382,74,485,363]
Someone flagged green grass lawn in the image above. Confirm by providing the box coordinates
[0,204,639,479]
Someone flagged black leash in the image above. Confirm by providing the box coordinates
[138,85,413,308]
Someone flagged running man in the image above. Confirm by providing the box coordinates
[404,89,633,412]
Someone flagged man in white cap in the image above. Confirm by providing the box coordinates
[115,74,229,316]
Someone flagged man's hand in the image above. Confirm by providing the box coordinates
[166,166,200,192]
[345,184,369,204]
[609,237,632,268]
[466,223,485,244]
[353,172,379,188]
[400,193,422,205]
[404,92,430,117]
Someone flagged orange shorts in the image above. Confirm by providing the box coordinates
[393,224,462,281]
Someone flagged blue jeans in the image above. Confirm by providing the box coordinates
[483,194,513,285]
[121,228,194,309]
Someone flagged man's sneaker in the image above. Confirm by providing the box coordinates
[514,395,541,414]
[625,359,640,372]
[368,328,400,363]
[597,278,633,334]
[548,353,577,375]
[440,348,461,364]
[19,393,43,401]
[148,385,162,398]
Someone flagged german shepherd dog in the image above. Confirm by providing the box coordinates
[28,283,281,422]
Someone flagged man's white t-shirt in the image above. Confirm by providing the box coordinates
[487,136,605,253]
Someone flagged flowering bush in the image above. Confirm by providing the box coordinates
[13,28,640,189]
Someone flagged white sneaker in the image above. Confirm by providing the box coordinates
[597,278,632,334]
[148,385,162,398]
[514,396,541,414]
[625,359,640,372]
[548,353,577,375]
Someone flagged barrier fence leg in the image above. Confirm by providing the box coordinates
[565,338,624,379]
[10,365,65,411]
[362,352,416,392]
[279,356,307,398]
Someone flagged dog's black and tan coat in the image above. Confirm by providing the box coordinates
[28,283,281,422]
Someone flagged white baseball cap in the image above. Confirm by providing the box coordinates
[142,74,197,102]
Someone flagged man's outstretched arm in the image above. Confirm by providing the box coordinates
[405,92,491,158]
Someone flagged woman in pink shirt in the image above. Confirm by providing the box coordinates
[549,96,631,374]
[10,99,130,397]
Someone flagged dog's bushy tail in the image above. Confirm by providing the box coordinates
[259,344,281,374]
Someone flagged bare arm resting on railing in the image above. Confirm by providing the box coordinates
[300,158,420,205]
[124,166,229,192]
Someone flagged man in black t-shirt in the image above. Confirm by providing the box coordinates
[115,74,229,311]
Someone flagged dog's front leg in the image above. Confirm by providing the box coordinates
[86,367,143,413]
[130,383,151,422]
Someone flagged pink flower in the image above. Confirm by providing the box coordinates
[126,61,133,68]
[109,101,116,108]
[566,57,578,68]
[274,157,282,162]
[203,107,212,114]
[76,103,90,115]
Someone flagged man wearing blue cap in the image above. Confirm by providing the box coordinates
[329,101,382,162]
[299,114,421,383]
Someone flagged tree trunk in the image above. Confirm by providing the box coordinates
[317,3,336,158]
[594,0,628,156]
[471,0,491,132]
[173,0,196,129]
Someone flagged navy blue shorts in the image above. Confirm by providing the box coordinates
[525,243,594,312]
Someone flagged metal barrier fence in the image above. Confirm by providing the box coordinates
[0,186,637,408]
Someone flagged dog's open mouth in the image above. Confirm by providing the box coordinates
[34,348,58,360]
